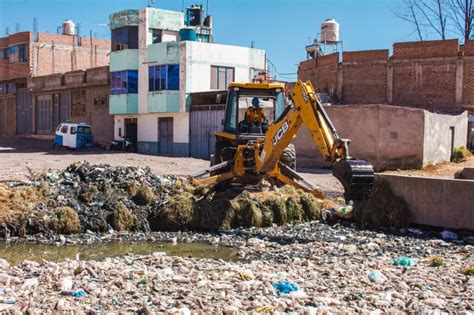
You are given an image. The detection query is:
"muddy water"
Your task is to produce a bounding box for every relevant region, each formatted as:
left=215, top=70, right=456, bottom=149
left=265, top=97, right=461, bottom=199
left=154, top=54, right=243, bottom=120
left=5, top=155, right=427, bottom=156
left=0, top=241, right=238, bottom=265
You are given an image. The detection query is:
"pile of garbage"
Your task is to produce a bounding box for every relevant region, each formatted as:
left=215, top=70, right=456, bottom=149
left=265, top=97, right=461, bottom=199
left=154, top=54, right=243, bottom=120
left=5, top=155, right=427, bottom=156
left=0, top=161, right=331, bottom=237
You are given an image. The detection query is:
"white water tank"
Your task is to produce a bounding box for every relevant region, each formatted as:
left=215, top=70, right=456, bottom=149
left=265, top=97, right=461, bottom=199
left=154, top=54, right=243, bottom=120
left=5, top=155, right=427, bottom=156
left=63, top=20, right=75, bottom=35
left=320, top=18, right=339, bottom=44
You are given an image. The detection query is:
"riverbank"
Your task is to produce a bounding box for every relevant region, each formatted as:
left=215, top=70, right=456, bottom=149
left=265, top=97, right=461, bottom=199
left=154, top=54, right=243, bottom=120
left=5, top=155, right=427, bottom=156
left=0, top=223, right=472, bottom=313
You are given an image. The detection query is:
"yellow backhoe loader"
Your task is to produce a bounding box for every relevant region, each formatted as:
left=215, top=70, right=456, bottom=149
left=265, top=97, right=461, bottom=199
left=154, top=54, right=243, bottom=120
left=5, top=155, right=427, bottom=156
left=192, top=80, right=374, bottom=202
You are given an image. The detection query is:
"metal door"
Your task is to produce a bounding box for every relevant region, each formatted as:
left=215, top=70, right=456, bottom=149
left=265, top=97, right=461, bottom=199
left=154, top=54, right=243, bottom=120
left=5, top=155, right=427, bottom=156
left=16, top=88, right=32, bottom=135
left=36, top=95, right=52, bottom=134
left=59, top=92, right=70, bottom=123
left=448, top=126, right=455, bottom=161
left=189, top=105, right=225, bottom=159
left=158, top=117, right=173, bottom=155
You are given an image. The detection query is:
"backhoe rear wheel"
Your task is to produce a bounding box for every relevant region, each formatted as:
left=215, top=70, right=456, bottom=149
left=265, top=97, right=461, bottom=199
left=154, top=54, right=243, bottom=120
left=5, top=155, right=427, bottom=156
left=280, top=143, right=296, bottom=170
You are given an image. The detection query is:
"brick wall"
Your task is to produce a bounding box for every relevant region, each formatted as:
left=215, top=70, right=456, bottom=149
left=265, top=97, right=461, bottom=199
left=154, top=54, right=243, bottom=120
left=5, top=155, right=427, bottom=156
left=342, top=50, right=388, bottom=104
left=392, top=39, right=459, bottom=59
left=0, top=32, right=110, bottom=81
left=298, top=39, right=472, bottom=113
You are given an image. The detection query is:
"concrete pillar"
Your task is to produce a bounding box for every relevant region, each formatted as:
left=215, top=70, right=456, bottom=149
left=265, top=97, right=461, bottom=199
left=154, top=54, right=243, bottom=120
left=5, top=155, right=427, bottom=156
left=387, top=62, right=393, bottom=104
left=138, top=8, right=149, bottom=114
left=336, top=63, right=343, bottom=103
left=455, top=57, right=464, bottom=105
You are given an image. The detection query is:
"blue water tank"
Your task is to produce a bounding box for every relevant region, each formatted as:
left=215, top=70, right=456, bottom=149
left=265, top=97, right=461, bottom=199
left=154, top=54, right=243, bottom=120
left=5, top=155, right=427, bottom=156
left=179, top=28, right=197, bottom=41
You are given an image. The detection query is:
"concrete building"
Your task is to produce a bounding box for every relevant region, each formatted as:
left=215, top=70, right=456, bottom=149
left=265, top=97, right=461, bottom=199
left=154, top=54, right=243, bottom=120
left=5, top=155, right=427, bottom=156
left=28, top=66, right=113, bottom=146
left=294, top=105, right=468, bottom=171
left=0, top=29, right=110, bottom=136
left=109, top=7, right=265, bottom=156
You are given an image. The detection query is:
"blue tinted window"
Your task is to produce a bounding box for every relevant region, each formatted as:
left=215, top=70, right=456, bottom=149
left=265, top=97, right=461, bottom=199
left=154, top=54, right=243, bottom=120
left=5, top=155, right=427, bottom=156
left=8, top=45, right=27, bottom=63
left=149, top=64, right=179, bottom=92
left=128, top=70, right=138, bottom=93
left=159, top=65, right=167, bottom=90
left=167, top=65, right=179, bottom=90
left=111, top=70, right=137, bottom=94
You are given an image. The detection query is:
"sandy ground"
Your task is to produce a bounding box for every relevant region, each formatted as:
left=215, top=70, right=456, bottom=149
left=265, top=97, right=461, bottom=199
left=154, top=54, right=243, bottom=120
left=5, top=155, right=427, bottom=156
left=0, top=137, right=343, bottom=197
left=384, top=156, right=474, bottom=178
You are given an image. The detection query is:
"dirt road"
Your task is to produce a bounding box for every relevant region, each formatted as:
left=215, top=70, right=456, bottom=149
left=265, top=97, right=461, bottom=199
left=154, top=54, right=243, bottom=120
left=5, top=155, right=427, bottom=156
left=0, top=137, right=343, bottom=197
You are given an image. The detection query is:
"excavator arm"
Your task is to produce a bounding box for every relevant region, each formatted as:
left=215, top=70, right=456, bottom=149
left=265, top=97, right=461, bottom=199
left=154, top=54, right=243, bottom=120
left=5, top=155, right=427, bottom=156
left=255, top=80, right=374, bottom=202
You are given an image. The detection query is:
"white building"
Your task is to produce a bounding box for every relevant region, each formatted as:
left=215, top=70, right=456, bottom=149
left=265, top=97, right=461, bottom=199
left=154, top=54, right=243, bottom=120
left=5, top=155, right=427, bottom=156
left=109, top=6, right=265, bottom=156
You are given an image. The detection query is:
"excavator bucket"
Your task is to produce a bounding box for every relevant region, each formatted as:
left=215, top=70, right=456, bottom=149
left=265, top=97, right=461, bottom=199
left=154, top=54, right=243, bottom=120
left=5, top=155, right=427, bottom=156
left=332, top=159, right=374, bottom=202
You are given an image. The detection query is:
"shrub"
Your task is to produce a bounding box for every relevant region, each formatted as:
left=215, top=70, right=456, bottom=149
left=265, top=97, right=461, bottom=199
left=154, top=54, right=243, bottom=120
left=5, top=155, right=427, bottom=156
left=451, top=146, right=471, bottom=163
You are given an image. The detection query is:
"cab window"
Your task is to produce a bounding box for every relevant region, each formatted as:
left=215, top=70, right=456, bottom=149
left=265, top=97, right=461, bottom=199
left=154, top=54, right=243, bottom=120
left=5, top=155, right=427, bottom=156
left=70, top=127, right=76, bottom=135
left=60, top=126, right=68, bottom=133
left=77, top=126, right=91, bottom=134
left=56, top=124, right=62, bottom=132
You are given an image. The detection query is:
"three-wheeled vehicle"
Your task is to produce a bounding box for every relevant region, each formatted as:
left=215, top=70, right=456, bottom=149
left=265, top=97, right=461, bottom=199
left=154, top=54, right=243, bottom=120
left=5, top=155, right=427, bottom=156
left=54, top=123, right=94, bottom=150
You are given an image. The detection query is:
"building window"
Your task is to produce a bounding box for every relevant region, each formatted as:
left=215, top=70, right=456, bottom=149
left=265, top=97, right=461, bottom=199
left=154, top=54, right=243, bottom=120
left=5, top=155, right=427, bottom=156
left=211, top=66, right=234, bottom=90
left=0, top=83, right=16, bottom=95
left=150, top=28, right=162, bottom=44
left=149, top=64, right=179, bottom=92
left=8, top=44, right=27, bottom=63
left=101, top=96, right=106, bottom=106
left=111, top=70, right=138, bottom=95
left=71, top=90, right=86, bottom=116
left=0, top=48, right=8, bottom=60
left=111, top=26, right=138, bottom=51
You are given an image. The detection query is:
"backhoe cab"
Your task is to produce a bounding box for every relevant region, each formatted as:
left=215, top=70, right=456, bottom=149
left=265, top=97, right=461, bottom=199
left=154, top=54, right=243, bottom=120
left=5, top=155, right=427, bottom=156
left=193, top=80, right=374, bottom=203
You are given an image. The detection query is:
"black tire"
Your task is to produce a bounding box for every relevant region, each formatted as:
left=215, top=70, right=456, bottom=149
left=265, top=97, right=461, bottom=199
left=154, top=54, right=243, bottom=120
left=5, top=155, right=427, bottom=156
left=280, top=143, right=296, bottom=170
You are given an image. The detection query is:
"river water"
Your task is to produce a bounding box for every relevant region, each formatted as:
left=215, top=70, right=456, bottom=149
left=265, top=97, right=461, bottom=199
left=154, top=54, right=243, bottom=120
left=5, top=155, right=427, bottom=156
left=0, top=241, right=238, bottom=265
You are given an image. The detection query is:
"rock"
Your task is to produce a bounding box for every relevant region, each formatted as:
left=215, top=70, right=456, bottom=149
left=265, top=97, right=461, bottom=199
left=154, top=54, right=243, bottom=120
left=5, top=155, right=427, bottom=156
left=0, top=259, right=10, bottom=270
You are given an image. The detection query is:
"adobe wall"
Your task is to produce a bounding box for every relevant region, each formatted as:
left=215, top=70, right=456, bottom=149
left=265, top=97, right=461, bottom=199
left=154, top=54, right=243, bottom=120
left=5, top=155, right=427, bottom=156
left=294, top=105, right=425, bottom=171
left=298, top=39, right=474, bottom=113
left=379, top=174, right=474, bottom=230
left=298, top=53, right=339, bottom=99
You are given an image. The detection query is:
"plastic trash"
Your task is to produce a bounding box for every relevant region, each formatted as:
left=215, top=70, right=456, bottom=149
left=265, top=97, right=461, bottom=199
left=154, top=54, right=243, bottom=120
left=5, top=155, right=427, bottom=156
left=0, top=297, right=16, bottom=304
left=71, top=289, right=87, bottom=298
left=0, top=288, right=11, bottom=294
left=441, top=231, right=458, bottom=240
left=61, top=277, right=73, bottom=291
left=368, top=270, right=385, bottom=283
left=272, top=281, right=299, bottom=294
left=393, top=256, right=415, bottom=267
left=137, top=279, right=148, bottom=286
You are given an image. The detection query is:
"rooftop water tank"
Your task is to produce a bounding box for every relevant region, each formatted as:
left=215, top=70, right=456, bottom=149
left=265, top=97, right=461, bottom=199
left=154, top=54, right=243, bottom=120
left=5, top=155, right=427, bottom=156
left=63, top=19, right=75, bottom=35
left=320, top=18, right=339, bottom=44
left=179, top=28, right=197, bottom=41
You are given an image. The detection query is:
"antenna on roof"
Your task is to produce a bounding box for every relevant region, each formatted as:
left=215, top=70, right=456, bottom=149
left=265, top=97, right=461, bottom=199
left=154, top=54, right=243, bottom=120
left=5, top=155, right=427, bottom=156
left=182, top=0, right=185, bottom=12
left=15, top=23, right=20, bottom=33
left=147, top=0, right=156, bottom=7
left=76, top=23, right=81, bottom=45
left=5, top=27, right=10, bottom=36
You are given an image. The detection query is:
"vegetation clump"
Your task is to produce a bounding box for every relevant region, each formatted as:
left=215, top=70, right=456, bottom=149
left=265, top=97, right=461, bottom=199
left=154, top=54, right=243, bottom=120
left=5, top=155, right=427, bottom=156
left=48, top=207, right=81, bottom=234
left=451, top=146, right=471, bottom=163
left=429, top=256, right=444, bottom=267
left=133, top=184, right=156, bottom=205
left=353, top=178, right=411, bottom=228
left=112, top=203, right=136, bottom=231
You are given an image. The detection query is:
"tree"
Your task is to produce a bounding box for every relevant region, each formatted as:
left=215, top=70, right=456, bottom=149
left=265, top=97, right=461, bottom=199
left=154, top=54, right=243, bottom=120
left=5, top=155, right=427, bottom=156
left=447, top=0, right=473, bottom=42
left=393, top=0, right=473, bottom=42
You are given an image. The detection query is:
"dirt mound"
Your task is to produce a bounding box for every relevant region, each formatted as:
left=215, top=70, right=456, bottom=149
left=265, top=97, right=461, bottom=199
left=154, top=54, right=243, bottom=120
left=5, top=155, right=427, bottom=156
left=0, top=162, right=330, bottom=236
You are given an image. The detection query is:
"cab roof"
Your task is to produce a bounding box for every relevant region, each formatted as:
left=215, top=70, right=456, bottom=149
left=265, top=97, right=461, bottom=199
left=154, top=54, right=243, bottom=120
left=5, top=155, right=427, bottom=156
left=228, top=82, right=286, bottom=90
left=59, top=122, right=90, bottom=127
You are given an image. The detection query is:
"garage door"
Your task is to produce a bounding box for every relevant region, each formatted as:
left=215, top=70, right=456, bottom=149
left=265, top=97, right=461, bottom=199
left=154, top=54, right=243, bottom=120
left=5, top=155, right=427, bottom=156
left=36, top=95, right=53, bottom=134
left=16, top=88, right=32, bottom=135
left=189, top=104, right=225, bottom=160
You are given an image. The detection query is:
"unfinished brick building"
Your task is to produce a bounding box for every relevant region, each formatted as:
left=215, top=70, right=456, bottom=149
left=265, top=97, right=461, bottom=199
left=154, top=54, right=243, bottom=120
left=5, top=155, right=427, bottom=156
left=298, top=39, right=474, bottom=114
left=0, top=30, right=110, bottom=136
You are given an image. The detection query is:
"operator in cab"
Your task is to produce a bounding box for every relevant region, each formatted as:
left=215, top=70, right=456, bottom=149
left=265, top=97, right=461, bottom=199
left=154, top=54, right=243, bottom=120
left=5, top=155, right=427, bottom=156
left=244, top=97, right=266, bottom=129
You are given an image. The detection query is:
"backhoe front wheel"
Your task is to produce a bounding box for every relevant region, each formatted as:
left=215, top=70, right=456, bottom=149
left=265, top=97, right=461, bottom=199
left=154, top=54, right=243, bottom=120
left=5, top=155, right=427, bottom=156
left=280, top=143, right=296, bottom=170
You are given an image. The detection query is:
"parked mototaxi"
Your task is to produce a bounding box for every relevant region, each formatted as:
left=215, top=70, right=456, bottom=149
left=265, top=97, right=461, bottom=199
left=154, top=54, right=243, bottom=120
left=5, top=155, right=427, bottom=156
left=54, top=123, right=94, bottom=149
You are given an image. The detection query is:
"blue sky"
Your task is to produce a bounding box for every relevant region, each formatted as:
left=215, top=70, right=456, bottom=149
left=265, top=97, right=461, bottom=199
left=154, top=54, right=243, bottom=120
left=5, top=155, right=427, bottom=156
left=0, top=0, right=444, bottom=80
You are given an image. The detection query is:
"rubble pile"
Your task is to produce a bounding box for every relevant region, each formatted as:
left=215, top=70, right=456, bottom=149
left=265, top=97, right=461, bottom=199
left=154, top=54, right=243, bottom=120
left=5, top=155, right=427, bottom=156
left=0, top=162, right=329, bottom=236
left=0, top=223, right=472, bottom=313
